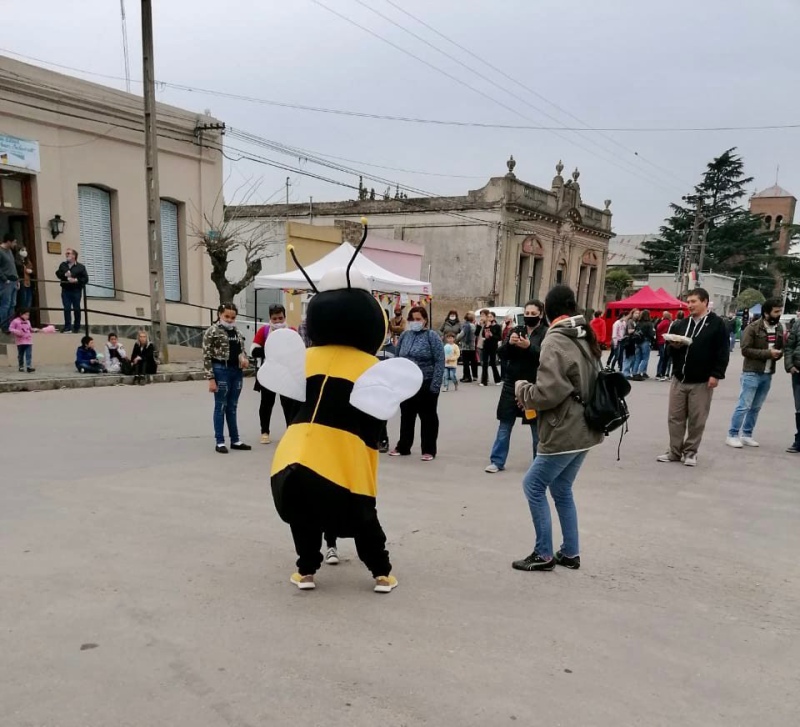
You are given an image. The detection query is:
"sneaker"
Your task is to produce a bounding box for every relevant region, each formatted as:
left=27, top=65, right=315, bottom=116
left=215, top=444, right=229, bottom=454
left=683, top=455, right=697, bottom=467
left=443, top=387, right=449, bottom=392
left=325, top=547, right=339, bottom=565
left=388, top=449, right=404, bottom=457
left=631, top=374, right=643, bottom=381
left=484, top=463, right=502, bottom=473
left=454, top=382, right=458, bottom=391
left=479, top=383, right=486, bottom=387
left=421, top=454, right=434, bottom=462
left=18, top=366, right=23, bottom=372
left=260, top=433, right=271, bottom=445
left=378, top=441, right=390, bottom=454
left=290, top=573, right=315, bottom=590
left=374, top=575, right=398, bottom=593
left=740, top=437, right=760, bottom=447
left=230, top=442, right=252, bottom=451
left=26, top=367, right=35, bottom=373
left=495, top=382, right=502, bottom=386
left=554, top=551, right=581, bottom=570
left=726, top=436, right=743, bottom=449
left=656, top=453, right=681, bottom=462
left=786, top=443, right=800, bottom=453
left=512, top=552, right=555, bottom=571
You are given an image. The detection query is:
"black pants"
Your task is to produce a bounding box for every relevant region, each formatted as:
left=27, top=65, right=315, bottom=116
left=396, top=383, right=440, bottom=457
left=260, top=389, right=300, bottom=434
left=461, top=350, right=477, bottom=381
left=481, top=348, right=500, bottom=385
left=291, top=508, right=390, bottom=577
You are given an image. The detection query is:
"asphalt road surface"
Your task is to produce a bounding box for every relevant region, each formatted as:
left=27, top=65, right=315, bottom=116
left=2, top=367, right=798, bottom=726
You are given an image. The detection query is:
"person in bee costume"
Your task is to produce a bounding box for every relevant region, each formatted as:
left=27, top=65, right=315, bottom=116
left=258, top=220, right=423, bottom=594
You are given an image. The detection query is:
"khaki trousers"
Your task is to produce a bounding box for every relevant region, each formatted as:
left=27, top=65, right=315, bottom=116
left=668, top=378, right=715, bottom=459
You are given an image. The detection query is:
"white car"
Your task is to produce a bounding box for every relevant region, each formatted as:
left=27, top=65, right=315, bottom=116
left=485, top=306, right=525, bottom=327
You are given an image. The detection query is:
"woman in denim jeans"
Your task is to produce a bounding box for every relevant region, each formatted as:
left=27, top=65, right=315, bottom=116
left=202, top=303, right=252, bottom=454
left=512, top=285, right=604, bottom=572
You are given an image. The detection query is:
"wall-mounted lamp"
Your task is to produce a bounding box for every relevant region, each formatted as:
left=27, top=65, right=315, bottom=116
left=49, top=215, right=66, bottom=238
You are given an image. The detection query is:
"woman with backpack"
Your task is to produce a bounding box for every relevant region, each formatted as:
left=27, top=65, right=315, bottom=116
left=512, top=285, right=604, bottom=572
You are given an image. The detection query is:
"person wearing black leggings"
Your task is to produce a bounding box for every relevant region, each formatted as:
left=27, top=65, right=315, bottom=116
left=480, top=312, right=502, bottom=386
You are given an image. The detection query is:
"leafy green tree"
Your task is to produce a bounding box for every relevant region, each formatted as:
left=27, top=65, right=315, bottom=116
left=734, top=288, right=764, bottom=311
left=641, top=148, right=780, bottom=294
left=605, top=268, right=634, bottom=300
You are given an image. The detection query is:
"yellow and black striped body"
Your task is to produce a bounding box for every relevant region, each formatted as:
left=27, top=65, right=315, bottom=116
left=270, top=345, right=384, bottom=533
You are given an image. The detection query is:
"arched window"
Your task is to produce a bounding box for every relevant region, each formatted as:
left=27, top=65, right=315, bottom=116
left=764, top=215, right=772, bottom=230
left=775, top=215, right=783, bottom=228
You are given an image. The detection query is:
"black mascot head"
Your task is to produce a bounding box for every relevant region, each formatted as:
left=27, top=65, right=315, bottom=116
left=290, top=219, right=387, bottom=355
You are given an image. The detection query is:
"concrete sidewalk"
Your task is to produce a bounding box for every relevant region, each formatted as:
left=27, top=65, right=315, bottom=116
left=0, top=362, right=206, bottom=393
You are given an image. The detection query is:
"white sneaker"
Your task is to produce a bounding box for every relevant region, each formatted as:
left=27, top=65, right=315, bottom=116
left=656, top=453, right=680, bottom=463
left=741, top=437, right=760, bottom=447
left=485, top=463, right=501, bottom=473
left=683, top=455, right=697, bottom=467
left=726, top=436, right=743, bottom=449
left=325, top=547, right=339, bottom=565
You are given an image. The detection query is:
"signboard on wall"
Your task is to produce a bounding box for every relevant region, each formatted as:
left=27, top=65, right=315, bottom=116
left=0, top=133, right=41, bottom=173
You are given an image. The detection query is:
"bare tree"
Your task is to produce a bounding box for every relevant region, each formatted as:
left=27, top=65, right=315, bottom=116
left=191, top=179, right=283, bottom=304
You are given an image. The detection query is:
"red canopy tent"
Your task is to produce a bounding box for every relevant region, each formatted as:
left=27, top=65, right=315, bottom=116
left=597, top=286, right=687, bottom=344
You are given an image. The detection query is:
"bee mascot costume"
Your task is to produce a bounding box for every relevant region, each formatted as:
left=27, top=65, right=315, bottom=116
left=257, top=219, right=422, bottom=593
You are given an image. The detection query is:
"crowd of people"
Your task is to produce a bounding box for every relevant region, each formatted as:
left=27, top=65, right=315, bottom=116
left=196, top=284, right=798, bottom=585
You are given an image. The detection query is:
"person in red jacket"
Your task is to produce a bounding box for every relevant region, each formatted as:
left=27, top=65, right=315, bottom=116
left=655, top=311, right=673, bottom=380
left=590, top=311, right=607, bottom=347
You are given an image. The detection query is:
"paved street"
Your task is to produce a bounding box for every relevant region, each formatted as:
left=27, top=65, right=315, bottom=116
left=2, top=364, right=799, bottom=727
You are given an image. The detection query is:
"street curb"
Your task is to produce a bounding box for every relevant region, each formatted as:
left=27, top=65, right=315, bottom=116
left=0, top=370, right=206, bottom=394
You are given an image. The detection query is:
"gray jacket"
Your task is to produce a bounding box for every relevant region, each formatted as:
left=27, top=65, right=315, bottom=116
left=0, top=247, right=18, bottom=284
left=515, top=317, right=604, bottom=455
left=456, top=322, right=476, bottom=351
left=785, top=325, right=800, bottom=373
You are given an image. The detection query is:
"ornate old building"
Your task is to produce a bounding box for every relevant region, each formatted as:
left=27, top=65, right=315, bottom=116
left=228, top=157, right=613, bottom=321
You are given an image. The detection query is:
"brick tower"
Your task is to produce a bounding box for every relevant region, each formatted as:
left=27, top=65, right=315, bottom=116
left=749, top=184, right=797, bottom=255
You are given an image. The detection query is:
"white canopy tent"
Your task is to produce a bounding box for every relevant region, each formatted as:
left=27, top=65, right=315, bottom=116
left=253, top=242, right=433, bottom=296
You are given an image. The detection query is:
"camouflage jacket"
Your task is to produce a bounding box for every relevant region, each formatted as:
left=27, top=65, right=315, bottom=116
left=202, top=323, right=246, bottom=379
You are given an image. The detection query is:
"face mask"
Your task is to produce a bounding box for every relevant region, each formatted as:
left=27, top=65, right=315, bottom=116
left=270, top=322, right=286, bottom=330
left=218, top=320, right=235, bottom=329
left=524, top=316, right=540, bottom=327
left=409, top=321, right=424, bottom=332
left=449, top=316, right=457, bottom=321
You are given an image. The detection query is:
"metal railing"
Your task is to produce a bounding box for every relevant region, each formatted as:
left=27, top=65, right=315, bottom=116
left=21, top=280, right=264, bottom=337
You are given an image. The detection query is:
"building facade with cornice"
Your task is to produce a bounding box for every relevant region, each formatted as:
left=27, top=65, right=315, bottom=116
left=0, top=55, right=223, bottom=331
left=227, top=157, right=614, bottom=321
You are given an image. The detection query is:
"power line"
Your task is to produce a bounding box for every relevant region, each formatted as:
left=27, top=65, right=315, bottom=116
left=354, top=0, right=687, bottom=191
left=378, top=0, right=690, bottom=188
left=1, top=47, right=798, bottom=133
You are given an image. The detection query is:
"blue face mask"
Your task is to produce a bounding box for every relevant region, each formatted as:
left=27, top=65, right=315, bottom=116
left=408, top=321, right=424, bottom=332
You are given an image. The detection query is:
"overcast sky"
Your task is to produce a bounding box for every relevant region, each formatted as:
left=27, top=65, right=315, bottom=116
left=4, top=0, right=799, bottom=232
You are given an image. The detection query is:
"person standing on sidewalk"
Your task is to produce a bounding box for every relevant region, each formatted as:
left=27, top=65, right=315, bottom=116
left=480, top=311, right=502, bottom=386
left=657, top=288, right=729, bottom=467
left=457, top=311, right=477, bottom=382
left=725, top=299, right=784, bottom=449
left=485, top=300, right=547, bottom=473
left=203, top=303, right=252, bottom=454
left=784, top=317, right=800, bottom=453
left=655, top=311, right=672, bottom=381
left=55, top=248, right=89, bottom=333
left=631, top=310, right=656, bottom=381
left=606, top=313, right=628, bottom=371
left=0, top=233, right=19, bottom=333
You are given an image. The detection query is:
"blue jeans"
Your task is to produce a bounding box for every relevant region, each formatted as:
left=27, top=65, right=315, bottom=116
left=656, top=343, right=671, bottom=378
left=634, top=340, right=651, bottom=376
left=728, top=372, right=773, bottom=438
left=622, top=347, right=635, bottom=378
left=0, top=280, right=16, bottom=330
left=443, top=367, right=458, bottom=390
left=489, top=419, right=539, bottom=469
left=61, top=287, right=83, bottom=331
left=17, top=344, right=32, bottom=368
left=522, top=450, right=588, bottom=558
left=213, top=363, right=243, bottom=445
left=18, top=285, right=33, bottom=310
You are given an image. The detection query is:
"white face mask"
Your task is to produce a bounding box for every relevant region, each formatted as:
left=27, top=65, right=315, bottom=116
left=270, top=322, right=286, bottom=330
left=218, top=320, right=236, bottom=329
left=408, top=321, right=424, bottom=332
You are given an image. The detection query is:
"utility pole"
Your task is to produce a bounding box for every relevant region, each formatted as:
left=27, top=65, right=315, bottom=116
left=697, top=224, right=709, bottom=284
left=681, top=199, right=704, bottom=297
left=736, top=270, right=743, bottom=300
left=285, top=177, right=291, bottom=205
left=141, top=0, right=169, bottom=363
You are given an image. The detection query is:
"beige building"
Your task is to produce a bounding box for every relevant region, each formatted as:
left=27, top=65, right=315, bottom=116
left=228, top=157, right=613, bottom=322
left=0, top=55, right=223, bottom=337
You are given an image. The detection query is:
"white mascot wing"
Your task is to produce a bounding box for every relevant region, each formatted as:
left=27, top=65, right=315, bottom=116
left=256, top=328, right=307, bottom=402
left=350, top=358, right=423, bottom=421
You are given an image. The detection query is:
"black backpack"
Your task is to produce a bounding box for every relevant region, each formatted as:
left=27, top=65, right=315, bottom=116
left=568, top=338, right=631, bottom=458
